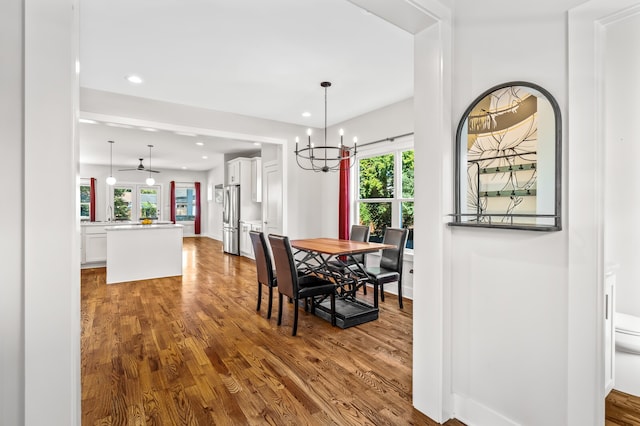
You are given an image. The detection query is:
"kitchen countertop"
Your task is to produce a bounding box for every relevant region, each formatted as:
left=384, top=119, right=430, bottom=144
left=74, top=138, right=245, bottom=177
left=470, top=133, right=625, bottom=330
left=105, top=224, right=184, bottom=231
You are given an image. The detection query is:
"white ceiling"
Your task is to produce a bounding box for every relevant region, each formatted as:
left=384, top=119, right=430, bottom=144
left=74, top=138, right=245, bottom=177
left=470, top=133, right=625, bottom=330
left=78, top=0, right=418, bottom=171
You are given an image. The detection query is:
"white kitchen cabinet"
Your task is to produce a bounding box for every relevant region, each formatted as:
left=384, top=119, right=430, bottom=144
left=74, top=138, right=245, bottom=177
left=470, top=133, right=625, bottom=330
left=239, top=221, right=263, bottom=259
left=227, top=159, right=241, bottom=185
left=239, top=221, right=254, bottom=259
left=82, top=224, right=108, bottom=265
left=251, top=157, right=262, bottom=202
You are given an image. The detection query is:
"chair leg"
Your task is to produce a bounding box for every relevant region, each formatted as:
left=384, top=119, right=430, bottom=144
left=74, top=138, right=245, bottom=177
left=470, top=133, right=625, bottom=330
left=292, top=299, right=299, bottom=336
left=373, top=283, right=379, bottom=308
left=267, top=287, right=273, bottom=319
left=363, top=284, right=367, bottom=295
left=277, top=293, right=284, bottom=326
left=256, top=283, right=262, bottom=312
left=397, top=279, right=403, bottom=309
left=380, top=285, right=385, bottom=302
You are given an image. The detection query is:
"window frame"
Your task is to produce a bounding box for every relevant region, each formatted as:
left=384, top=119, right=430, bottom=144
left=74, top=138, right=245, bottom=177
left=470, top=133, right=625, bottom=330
left=79, top=178, right=91, bottom=221
left=108, top=182, right=162, bottom=222
left=353, top=136, right=414, bottom=252
left=174, top=183, right=197, bottom=223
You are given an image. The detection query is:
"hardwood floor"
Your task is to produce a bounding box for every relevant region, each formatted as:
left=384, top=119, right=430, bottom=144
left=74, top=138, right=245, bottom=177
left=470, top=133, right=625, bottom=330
left=81, top=237, right=464, bottom=425
left=607, top=390, right=640, bottom=426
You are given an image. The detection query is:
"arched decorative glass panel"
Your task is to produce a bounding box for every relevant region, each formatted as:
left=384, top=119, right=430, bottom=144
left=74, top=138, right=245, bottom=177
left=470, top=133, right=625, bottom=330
left=450, top=82, right=562, bottom=231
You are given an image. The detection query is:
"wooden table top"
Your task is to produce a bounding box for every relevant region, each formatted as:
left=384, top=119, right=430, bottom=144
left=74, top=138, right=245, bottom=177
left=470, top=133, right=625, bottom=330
left=291, top=237, right=395, bottom=256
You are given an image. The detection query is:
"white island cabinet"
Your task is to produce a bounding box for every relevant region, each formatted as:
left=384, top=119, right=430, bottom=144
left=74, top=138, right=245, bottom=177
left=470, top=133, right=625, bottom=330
left=106, top=224, right=183, bottom=284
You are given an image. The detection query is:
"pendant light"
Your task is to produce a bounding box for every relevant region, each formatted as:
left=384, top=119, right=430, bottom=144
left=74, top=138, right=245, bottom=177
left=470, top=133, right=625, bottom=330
left=294, top=81, right=357, bottom=173
left=106, top=140, right=116, bottom=185
left=145, top=144, right=155, bottom=186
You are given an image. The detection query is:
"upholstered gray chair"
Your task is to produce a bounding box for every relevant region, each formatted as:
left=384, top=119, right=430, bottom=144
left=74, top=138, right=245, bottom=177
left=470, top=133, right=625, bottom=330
left=268, top=234, right=336, bottom=336
left=363, top=227, right=409, bottom=309
left=250, top=231, right=277, bottom=319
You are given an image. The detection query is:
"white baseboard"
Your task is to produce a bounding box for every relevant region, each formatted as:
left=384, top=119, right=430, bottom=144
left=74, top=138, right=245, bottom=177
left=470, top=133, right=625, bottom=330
left=453, top=394, right=519, bottom=426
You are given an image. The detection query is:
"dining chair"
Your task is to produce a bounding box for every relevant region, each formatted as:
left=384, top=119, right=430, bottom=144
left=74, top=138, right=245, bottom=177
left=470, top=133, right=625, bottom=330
left=268, top=234, right=336, bottom=336
left=363, top=227, right=409, bottom=309
left=250, top=230, right=277, bottom=319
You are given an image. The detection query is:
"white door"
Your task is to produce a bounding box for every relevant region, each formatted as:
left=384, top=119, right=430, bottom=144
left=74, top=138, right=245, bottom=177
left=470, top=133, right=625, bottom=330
left=263, top=160, right=282, bottom=236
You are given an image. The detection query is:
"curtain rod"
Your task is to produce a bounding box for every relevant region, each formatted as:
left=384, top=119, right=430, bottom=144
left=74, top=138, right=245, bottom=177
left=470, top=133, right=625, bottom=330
left=358, top=132, right=414, bottom=147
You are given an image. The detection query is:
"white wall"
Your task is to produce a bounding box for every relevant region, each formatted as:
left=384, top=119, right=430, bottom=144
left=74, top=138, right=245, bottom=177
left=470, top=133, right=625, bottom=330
left=445, top=2, right=571, bottom=425
left=604, top=14, right=640, bottom=318
left=1, top=0, right=25, bottom=423
left=20, top=0, right=80, bottom=424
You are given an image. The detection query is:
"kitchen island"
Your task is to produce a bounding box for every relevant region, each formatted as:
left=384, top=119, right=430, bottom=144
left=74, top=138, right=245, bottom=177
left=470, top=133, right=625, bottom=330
left=106, top=223, right=183, bottom=284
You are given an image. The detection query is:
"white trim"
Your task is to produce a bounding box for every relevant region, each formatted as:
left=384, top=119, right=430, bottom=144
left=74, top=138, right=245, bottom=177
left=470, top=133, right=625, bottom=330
left=567, top=1, right=640, bottom=424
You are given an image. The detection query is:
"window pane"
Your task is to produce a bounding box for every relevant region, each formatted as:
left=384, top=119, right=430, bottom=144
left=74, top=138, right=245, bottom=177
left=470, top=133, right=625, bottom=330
left=175, top=187, right=196, bottom=221
left=114, top=187, right=132, bottom=221
left=402, top=150, right=414, bottom=198
left=80, top=185, right=91, bottom=203
left=80, top=184, right=91, bottom=219
left=359, top=154, right=394, bottom=199
left=140, top=188, right=158, bottom=219
left=401, top=201, right=414, bottom=249
left=358, top=202, right=391, bottom=242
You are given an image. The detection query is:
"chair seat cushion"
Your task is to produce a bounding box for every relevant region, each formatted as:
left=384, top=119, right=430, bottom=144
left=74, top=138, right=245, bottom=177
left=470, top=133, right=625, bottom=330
left=365, top=267, right=400, bottom=285
left=298, top=275, right=336, bottom=297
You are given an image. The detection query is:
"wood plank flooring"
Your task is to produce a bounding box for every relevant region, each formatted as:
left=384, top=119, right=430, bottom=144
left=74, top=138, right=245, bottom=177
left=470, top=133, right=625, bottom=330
left=81, top=237, right=464, bottom=425
left=607, top=390, right=640, bottom=425
left=81, top=237, right=640, bottom=425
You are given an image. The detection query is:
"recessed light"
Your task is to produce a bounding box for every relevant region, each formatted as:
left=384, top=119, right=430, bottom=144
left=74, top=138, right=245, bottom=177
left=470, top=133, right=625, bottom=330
left=105, top=123, right=132, bottom=129
left=140, top=127, right=157, bottom=132
left=302, top=112, right=311, bottom=117
left=195, top=142, right=204, bottom=146
left=253, top=142, right=261, bottom=146
left=175, top=131, right=197, bottom=137
left=181, top=166, right=187, bottom=170
left=78, top=118, right=97, bottom=124
left=126, top=74, right=143, bottom=84
left=202, top=156, right=208, bottom=159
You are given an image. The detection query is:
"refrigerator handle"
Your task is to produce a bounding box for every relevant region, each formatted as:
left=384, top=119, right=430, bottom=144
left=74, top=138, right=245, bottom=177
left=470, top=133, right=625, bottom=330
left=223, top=188, right=229, bottom=223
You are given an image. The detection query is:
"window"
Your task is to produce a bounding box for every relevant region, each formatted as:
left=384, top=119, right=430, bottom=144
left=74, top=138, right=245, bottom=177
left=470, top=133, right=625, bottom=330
left=175, top=185, right=196, bottom=221
left=79, top=180, right=91, bottom=221
left=111, top=184, right=161, bottom=222
left=356, top=143, right=414, bottom=249
left=140, top=187, right=159, bottom=219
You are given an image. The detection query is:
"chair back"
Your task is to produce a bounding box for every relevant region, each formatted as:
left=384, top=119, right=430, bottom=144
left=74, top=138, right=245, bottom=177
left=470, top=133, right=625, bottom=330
left=350, top=225, right=370, bottom=263
left=380, top=228, right=409, bottom=275
left=250, top=231, right=275, bottom=287
left=268, top=234, right=297, bottom=299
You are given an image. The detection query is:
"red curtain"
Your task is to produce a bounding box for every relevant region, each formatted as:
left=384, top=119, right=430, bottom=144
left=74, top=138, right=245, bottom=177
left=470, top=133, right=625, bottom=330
left=170, top=181, right=176, bottom=224
left=89, top=177, right=96, bottom=222
left=338, top=148, right=351, bottom=240
left=194, top=182, right=201, bottom=235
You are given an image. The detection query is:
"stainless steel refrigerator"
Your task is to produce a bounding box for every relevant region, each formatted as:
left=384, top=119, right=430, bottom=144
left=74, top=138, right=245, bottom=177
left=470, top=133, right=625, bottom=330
left=222, top=185, right=241, bottom=255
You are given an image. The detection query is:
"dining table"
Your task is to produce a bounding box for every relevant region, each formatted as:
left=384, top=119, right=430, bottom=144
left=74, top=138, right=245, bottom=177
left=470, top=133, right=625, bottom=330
left=290, top=237, right=395, bottom=328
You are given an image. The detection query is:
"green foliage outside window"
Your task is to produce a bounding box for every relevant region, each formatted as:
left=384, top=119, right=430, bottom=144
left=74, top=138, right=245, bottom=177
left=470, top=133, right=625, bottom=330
left=80, top=185, right=91, bottom=218
left=140, top=188, right=158, bottom=219
left=358, top=154, right=394, bottom=240
left=358, top=150, right=414, bottom=247
left=114, top=188, right=132, bottom=220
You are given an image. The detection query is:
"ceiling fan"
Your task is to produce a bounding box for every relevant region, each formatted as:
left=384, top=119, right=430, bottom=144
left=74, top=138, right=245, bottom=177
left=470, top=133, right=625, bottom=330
left=118, top=158, right=160, bottom=173
left=118, top=144, right=160, bottom=173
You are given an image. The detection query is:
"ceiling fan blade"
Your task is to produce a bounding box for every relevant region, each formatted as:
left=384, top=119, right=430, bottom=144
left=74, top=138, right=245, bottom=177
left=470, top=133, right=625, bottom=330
left=147, top=169, right=161, bottom=173
left=118, top=168, right=140, bottom=171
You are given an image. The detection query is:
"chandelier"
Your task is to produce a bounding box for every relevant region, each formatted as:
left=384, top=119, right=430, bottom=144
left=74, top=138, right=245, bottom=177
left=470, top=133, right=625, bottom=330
left=294, top=81, right=357, bottom=173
